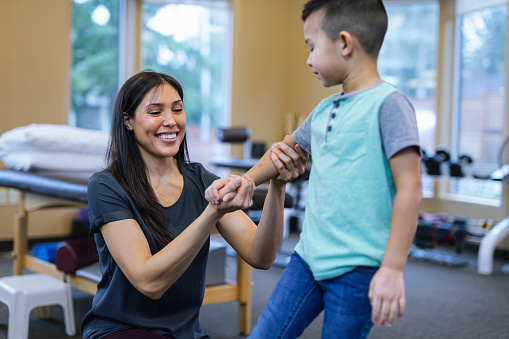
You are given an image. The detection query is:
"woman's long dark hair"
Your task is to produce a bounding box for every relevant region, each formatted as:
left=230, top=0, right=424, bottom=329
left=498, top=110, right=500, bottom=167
left=107, top=71, right=190, bottom=249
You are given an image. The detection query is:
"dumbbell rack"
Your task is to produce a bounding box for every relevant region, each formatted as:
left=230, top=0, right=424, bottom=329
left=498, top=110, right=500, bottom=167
left=421, top=170, right=509, bottom=275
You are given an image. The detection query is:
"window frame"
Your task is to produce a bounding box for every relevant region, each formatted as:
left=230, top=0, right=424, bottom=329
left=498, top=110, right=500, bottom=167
left=422, top=0, right=509, bottom=220
left=379, top=0, right=440, bottom=158
left=72, top=0, right=234, bottom=165
left=451, top=2, right=507, bottom=166
left=384, top=0, right=509, bottom=219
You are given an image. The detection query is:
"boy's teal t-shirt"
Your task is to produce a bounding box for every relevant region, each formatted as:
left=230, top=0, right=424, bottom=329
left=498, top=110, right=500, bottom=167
left=294, top=82, right=400, bottom=281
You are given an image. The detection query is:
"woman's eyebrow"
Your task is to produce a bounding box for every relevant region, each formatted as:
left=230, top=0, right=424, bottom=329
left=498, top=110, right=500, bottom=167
left=145, top=100, right=182, bottom=109
left=145, top=103, right=163, bottom=109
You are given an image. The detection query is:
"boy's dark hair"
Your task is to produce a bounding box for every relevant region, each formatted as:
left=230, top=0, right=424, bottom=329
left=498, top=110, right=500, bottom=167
left=302, top=0, right=388, bottom=58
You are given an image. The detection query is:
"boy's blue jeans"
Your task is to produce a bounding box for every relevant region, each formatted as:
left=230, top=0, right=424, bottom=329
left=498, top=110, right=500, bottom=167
left=248, top=252, right=376, bottom=339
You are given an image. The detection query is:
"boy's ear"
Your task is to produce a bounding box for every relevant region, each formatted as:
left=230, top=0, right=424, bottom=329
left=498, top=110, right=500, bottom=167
left=123, top=112, right=133, bottom=130
left=338, top=31, right=354, bottom=57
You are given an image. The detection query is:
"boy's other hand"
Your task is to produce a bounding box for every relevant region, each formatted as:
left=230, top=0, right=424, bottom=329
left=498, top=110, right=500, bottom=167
left=368, top=266, right=406, bottom=328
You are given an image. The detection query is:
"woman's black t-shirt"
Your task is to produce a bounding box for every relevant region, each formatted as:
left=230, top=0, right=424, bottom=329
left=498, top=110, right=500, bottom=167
left=82, top=162, right=218, bottom=339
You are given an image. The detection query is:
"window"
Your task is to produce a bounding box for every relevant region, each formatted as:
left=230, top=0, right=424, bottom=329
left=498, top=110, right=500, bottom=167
left=446, top=4, right=507, bottom=202
left=70, top=0, right=232, bottom=165
left=378, top=1, right=439, bottom=155
left=456, top=5, right=507, bottom=165
left=70, top=0, right=119, bottom=132
left=141, top=0, right=232, bottom=164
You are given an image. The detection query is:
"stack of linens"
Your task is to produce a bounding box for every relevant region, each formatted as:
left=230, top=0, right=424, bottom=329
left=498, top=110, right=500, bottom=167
left=0, top=124, right=108, bottom=174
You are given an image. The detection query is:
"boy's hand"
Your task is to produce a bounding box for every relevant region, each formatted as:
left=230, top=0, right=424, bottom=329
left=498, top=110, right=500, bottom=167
left=270, top=142, right=309, bottom=187
left=368, top=266, right=406, bottom=328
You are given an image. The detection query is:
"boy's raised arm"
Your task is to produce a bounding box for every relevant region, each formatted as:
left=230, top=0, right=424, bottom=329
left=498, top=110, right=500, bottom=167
left=205, top=135, right=301, bottom=204
left=246, top=135, right=298, bottom=185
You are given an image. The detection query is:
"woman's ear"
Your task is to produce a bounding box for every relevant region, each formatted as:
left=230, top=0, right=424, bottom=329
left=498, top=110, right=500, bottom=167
left=123, top=113, right=133, bottom=131
left=338, top=31, right=354, bottom=57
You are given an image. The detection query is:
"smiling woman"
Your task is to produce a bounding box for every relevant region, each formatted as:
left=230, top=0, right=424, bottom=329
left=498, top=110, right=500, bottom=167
left=80, top=70, right=308, bottom=339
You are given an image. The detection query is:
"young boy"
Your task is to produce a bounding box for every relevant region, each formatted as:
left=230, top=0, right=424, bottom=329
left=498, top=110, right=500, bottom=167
left=207, top=0, right=422, bottom=337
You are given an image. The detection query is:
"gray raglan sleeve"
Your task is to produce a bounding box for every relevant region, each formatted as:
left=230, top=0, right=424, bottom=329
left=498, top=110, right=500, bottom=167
left=292, top=110, right=315, bottom=156
left=379, top=91, right=421, bottom=160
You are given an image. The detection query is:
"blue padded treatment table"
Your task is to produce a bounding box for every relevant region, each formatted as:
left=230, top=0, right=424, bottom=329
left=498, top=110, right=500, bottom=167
left=0, top=169, right=88, bottom=203
left=0, top=169, right=254, bottom=334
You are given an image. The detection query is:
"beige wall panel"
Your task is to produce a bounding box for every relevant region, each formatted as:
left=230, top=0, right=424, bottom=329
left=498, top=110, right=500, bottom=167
left=231, top=0, right=293, bottom=146
left=0, top=0, right=73, bottom=240
left=0, top=0, right=71, bottom=134
left=231, top=0, right=339, bottom=147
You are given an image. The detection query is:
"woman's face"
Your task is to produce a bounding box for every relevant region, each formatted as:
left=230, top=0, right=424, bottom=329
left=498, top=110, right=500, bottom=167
left=124, top=83, right=186, bottom=163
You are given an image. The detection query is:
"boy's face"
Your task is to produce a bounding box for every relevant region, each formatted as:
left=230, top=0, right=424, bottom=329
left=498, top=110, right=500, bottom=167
left=304, top=9, right=344, bottom=87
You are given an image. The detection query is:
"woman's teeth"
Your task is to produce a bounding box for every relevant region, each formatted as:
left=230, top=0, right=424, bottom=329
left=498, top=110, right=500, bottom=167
left=158, top=133, right=176, bottom=140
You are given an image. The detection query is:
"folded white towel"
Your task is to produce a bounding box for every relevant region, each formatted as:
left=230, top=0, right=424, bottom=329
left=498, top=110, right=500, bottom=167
left=0, top=124, right=109, bottom=155
left=0, top=150, right=106, bottom=172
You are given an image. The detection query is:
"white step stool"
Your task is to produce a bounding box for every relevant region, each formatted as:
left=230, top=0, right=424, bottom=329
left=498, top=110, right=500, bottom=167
left=0, top=273, right=76, bottom=338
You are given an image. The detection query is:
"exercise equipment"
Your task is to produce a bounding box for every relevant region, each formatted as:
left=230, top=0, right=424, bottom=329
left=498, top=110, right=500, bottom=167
left=412, top=212, right=470, bottom=268
left=449, top=154, right=473, bottom=177
left=422, top=147, right=450, bottom=176
left=217, top=127, right=252, bottom=159
left=414, top=213, right=467, bottom=253
left=408, top=245, right=468, bottom=267
left=422, top=147, right=475, bottom=177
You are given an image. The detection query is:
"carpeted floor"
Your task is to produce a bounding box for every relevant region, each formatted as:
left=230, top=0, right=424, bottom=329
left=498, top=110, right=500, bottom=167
left=0, top=233, right=508, bottom=339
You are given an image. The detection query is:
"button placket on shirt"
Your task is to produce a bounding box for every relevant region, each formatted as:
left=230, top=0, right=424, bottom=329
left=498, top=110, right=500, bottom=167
left=325, top=100, right=340, bottom=142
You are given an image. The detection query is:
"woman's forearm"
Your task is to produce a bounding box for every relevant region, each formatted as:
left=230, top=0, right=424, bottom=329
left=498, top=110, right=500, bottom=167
left=248, top=182, right=286, bottom=269
left=136, top=178, right=256, bottom=298
left=128, top=205, right=222, bottom=299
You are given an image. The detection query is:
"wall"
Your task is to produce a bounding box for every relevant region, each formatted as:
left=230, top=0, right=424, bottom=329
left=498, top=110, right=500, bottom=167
left=231, top=0, right=337, bottom=148
left=0, top=0, right=71, bottom=132
left=230, top=0, right=289, bottom=146
left=0, top=0, right=79, bottom=241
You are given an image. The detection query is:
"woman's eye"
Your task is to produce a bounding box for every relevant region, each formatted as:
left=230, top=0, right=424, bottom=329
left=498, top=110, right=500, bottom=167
left=148, top=111, right=161, bottom=115
left=173, top=108, right=183, bottom=114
